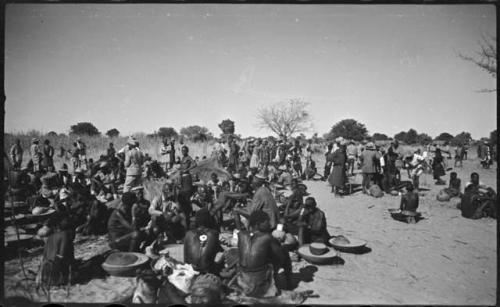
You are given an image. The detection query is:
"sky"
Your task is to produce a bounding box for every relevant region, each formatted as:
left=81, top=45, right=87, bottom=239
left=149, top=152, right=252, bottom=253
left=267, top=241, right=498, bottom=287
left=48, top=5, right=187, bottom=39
left=4, top=4, right=497, bottom=140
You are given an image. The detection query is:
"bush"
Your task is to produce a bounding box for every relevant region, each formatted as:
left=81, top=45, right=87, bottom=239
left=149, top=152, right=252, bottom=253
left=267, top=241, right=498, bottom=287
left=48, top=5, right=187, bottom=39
left=327, top=119, right=368, bottom=141
left=70, top=122, right=100, bottom=136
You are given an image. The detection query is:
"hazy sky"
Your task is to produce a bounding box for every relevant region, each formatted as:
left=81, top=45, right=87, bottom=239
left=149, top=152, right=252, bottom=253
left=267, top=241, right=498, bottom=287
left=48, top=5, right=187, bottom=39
left=5, top=4, right=497, bottom=139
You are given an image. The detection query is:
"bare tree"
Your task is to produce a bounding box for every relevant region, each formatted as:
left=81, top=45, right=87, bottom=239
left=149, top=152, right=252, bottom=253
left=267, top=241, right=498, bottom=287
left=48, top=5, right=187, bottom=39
left=256, top=99, right=312, bottom=141
left=459, top=34, right=496, bottom=92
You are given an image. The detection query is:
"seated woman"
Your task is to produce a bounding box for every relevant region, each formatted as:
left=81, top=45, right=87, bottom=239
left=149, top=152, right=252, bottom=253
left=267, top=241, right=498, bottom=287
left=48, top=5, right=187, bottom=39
left=295, top=197, right=329, bottom=245
left=442, top=172, right=461, bottom=198
left=459, top=172, right=497, bottom=219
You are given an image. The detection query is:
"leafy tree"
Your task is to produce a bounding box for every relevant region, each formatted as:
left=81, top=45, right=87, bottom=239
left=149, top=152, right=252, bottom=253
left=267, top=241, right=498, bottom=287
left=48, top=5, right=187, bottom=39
left=106, top=128, right=120, bottom=138
left=47, top=131, right=58, bottom=137
left=394, top=131, right=407, bottom=143
left=372, top=133, right=389, bottom=141
left=70, top=122, right=100, bottom=136
left=406, top=129, right=418, bottom=144
left=416, top=133, right=433, bottom=145
left=327, top=119, right=368, bottom=142
left=256, top=99, right=312, bottom=141
left=180, top=125, right=213, bottom=142
left=157, top=127, right=178, bottom=140
left=451, top=131, right=472, bottom=146
left=489, top=129, right=497, bottom=145
left=218, top=119, right=235, bottom=135
left=435, top=132, right=454, bottom=142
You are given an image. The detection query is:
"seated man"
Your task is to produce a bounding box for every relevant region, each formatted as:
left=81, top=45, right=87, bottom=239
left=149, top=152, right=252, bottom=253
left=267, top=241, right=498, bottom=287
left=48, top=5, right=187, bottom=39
left=282, top=186, right=305, bottom=231
left=459, top=172, right=497, bottom=219
left=443, top=172, right=461, bottom=198
left=232, top=175, right=279, bottom=230
left=304, top=157, right=317, bottom=180
left=229, top=211, right=292, bottom=297
left=400, top=183, right=419, bottom=212
left=149, top=182, right=187, bottom=242
left=295, top=197, right=329, bottom=245
left=184, top=208, right=223, bottom=274
left=107, top=192, right=146, bottom=252
left=131, top=186, right=151, bottom=230
left=276, top=166, right=293, bottom=188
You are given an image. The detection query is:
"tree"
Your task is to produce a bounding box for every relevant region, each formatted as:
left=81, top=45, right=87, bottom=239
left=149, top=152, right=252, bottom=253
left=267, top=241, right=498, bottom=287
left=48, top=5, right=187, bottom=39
left=157, top=127, right=178, bottom=140
left=435, top=132, right=454, bottom=142
left=405, top=129, right=418, bottom=144
left=416, top=133, right=432, bottom=145
left=489, top=129, right=497, bottom=145
left=218, top=119, right=235, bottom=135
left=451, top=131, right=472, bottom=146
left=256, top=99, right=312, bottom=141
left=327, top=119, right=368, bottom=142
left=180, top=125, right=213, bottom=142
left=394, top=131, right=407, bottom=143
left=70, top=122, right=100, bottom=136
left=106, top=128, right=120, bottom=138
left=47, top=131, right=58, bottom=137
left=372, top=133, right=389, bottom=141
left=459, top=34, right=496, bottom=92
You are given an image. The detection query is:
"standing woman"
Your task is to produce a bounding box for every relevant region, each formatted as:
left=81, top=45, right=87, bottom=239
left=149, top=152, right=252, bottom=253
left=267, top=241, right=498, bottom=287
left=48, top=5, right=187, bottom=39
left=328, top=141, right=347, bottom=196
left=42, top=139, right=55, bottom=171
left=432, top=148, right=446, bottom=185
left=249, top=139, right=261, bottom=170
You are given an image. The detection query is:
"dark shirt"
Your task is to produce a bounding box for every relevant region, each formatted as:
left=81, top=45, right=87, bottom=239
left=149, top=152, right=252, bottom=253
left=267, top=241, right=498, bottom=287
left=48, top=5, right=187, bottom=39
left=400, top=191, right=419, bottom=212
left=180, top=155, right=195, bottom=173
left=107, top=209, right=133, bottom=242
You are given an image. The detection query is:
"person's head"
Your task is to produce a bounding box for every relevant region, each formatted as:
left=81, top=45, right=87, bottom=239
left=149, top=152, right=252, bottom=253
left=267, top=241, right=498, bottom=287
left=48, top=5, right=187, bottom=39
left=109, top=142, right=114, bottom=148
left=121, top=192, right=136, bottom=211
left=251, top=176, right=265, bottom=190
left=249, top=210, right=271, bottom=233
left=435, top=148, right=442, bottom=156
left=210, top=172, right=218, bottom=183
left=46, top=165, right=54, bottom=173
left=392, top=140, right=399, bottom=148
left=132, top=186, right=144, bottom=200
left=221, top=181, right=230, bottom=192
left=181, top=146, right=189, bottom=156
left=236, top=180, right=250, bottom=194
left=304, top=197, right=317, bottom=210
left=170, top=139, right=175, bottom=145
left=15, top=139, right=21, bottom=145
left=450, top=172, right=457, bottom=180
left=73, top=142, right=78, bottom=148
left=162, top=181, right=176, bottom=200
left=327, top=143, right=333, bottom=150
left=195, top=208, right=216, bottom=229
left=32, top=138, right=39, bottom=144
left=190, top=274, right=223, bottom=304
left=44, top=139, right=50, bottom=145
left=470, top=172, right=479, bottom=185
left=163, top=138, right=169, bottom=145
left=406, top=182, right=415, bottom=192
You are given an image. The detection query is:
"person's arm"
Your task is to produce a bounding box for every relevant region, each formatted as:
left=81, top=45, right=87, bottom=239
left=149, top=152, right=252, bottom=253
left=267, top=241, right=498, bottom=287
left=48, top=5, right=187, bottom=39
left=148, top=197, right=164, bottom=217
left=124, top=151, right=131, bottom=168
left=310, top=211, right=325, bottom=233
left=400, top=194, right=406, bottom=211
left=269, top=237, right=292, bottom=289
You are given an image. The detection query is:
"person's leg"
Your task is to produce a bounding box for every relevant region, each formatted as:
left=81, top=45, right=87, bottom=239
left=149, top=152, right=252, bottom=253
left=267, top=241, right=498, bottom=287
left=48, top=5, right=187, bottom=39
left=123, top=175, right=133, bottom=193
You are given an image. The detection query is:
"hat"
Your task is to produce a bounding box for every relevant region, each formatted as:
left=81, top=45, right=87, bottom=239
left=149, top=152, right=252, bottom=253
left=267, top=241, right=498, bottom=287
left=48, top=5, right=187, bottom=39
left=365, top=142, right=375, bottom=149
left=74, top=167, right=83, bottom=174
left=130, top=186, right=144, bottom=192
left=102, top=252, right=150, bottom=277
left=193, top=180, right=206, bottom=187
left=328, top=235, right=367, bottom=252
left=99, top=161, right=109, bottom=169
left=335, top=137, right=344, bottom=143
left=127, top=136, right=138, bottom=145
left=232, top=173, right=241, bottom=180
left=32, top=138, right=39, bottom=143
left=59, top=188, right=70, bottom=200
left=278, top=165, right=287, bottom=171
left=58, top=164, right=69, bottom=172
left=76, top=137, right=82, bottom=141
left=254, top=173, right=267, bottom=181
left=297, top=243, right=337, bottom=265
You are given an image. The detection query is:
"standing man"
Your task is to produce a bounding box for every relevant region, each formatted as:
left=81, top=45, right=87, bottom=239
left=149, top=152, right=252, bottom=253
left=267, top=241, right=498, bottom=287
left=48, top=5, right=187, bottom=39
left=42, top=139, right=55, bottom=171
left=107, top=142, right=116, bottom=160
left=30, top=138, right=42, bottom=173
left=359, top=142, right=381, bottom=194
left=169, top=139, right=177, bottom=170
left=227, top=135, right=240, bottom=174
left=178, top=145, right=197, bottom=228
left=9, top=139, right=23, bottom=170
left=123, top=136, right=144, bottom=193
left=323, top=143, right=334, bottom=181
left=160, top=138, right=170, bottom=173
left=76, top=137, right=87, bottom=170
left=346, top=141, right=358, bottom=176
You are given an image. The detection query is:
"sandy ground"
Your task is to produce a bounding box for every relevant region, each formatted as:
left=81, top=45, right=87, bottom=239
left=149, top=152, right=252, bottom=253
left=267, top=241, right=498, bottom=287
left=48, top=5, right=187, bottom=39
left=4, top=158, right=497, bottom=305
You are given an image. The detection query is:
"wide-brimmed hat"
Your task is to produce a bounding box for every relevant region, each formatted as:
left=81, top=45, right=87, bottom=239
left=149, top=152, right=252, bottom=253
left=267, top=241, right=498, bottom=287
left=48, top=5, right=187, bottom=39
left=231, top=173, right=241, bottom=180
left=59, top=188, right=70, bottom=200
left=365, top=142, right=375, bottom=149
left=102, top=252, right=150, bottom=277
left=130, top=185, right=144, bottom=192
left=127, top=136, right=138, bottom=145
left=99, top=161, right=109, bottom=169
left=193, top=180, right=206, bottom=187
left=297, top=243, right=337, bottom=265
left=328, top=235, right=367, bottom=252
left=58, top=164, right=69, bottom=172
left=278, top=165, right=288, bottom=171
left=74, top=167, right=83, bottom=174
left=254, top=173, right=268, bottom=181
left=32, top=138, right=39, bottom=143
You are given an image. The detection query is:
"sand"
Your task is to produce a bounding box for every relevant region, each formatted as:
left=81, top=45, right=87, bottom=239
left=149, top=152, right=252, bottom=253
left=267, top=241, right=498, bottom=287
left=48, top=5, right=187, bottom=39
left=4, top=158, right=496, bottom=305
